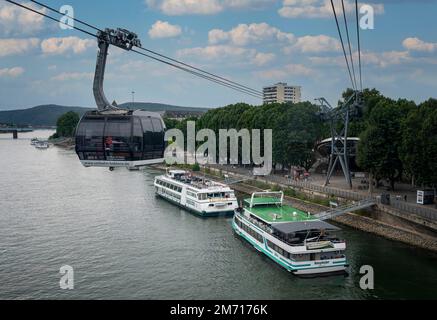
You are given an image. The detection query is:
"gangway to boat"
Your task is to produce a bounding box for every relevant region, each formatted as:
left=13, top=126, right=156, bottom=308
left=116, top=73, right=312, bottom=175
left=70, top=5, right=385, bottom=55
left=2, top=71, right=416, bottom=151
left=313, top=198, right=376, bottom=221
left=223, top=174, right=252, bottom=186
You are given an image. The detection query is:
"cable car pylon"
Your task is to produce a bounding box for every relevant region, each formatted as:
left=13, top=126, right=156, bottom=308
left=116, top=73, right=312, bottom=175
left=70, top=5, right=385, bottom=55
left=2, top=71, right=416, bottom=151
left=316, top=91, right=363, bottom=189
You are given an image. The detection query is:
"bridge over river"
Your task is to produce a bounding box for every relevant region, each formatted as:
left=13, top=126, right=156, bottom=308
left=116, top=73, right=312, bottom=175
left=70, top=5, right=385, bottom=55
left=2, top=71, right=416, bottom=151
left=0, top=127, right=34, bottom=139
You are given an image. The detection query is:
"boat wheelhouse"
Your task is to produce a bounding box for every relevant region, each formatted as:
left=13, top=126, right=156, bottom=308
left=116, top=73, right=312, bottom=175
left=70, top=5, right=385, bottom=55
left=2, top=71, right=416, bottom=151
left=154, top=170, right=238, bottom=217
left=232, top=191, right=348, bottom=276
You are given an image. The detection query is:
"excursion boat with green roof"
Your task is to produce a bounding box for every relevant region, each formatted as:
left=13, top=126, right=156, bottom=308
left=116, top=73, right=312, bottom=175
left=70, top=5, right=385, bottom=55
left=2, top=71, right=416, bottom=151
left=232, top=191, right=348, bottom=276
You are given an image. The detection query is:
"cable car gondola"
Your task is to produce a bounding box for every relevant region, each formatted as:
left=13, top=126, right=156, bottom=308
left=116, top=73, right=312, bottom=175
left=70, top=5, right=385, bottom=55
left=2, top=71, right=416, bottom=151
left=76, top=110, right=166, bottom=168
left=74, top=28, right=166, bottom=169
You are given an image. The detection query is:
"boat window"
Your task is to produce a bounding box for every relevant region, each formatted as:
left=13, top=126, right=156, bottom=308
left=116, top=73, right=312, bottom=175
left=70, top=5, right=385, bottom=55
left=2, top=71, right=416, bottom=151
left=240, top=221, right=264, bottom=243
left=266, top=240, right=290, bottom=259
left=293, top=254, right=310, bottom=262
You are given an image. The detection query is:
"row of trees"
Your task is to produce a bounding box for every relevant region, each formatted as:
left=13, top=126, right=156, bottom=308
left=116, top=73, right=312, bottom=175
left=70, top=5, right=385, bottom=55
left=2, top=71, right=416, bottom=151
left=165, top=89, right=437, bottom=189
left=165, top=102, right=325, bottom=171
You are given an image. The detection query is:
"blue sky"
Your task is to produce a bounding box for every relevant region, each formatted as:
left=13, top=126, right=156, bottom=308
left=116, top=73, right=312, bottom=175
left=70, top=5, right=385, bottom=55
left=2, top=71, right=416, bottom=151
left=0, top=0, right=436, bottom=110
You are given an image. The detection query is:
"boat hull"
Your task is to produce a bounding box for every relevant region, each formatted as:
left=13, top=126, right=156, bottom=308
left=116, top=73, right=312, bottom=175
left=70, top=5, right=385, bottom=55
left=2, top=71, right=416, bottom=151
left=156, top=193, right=235, bottom=218
left=232, top=217, right=347, bottom=276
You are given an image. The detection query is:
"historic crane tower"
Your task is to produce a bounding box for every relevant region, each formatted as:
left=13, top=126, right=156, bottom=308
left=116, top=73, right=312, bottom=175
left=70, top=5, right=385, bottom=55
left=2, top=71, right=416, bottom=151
left=316, top=91, right=363, bottom=189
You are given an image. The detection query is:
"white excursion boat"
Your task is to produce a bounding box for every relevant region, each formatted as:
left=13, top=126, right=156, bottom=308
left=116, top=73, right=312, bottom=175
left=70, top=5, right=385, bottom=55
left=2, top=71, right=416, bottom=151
left=232, top=191, right=348, bottom=276
left=154, top=170, right=238, bottom=217
left=35, top=141, right=49, bottom=149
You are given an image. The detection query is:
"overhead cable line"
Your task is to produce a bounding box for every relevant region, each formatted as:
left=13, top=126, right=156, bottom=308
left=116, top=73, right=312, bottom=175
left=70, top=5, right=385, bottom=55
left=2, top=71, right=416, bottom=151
left=135, top=46, right=263, bottom=96
left=330, top=0, right=356, bottom=90
left=131, top=49, right=263, bottom=99
left=32, top=0, right=262, bottom=95
left=9, top=0, right=263, bottom=98
left=30, top=0, right=102, bottom=33
left=5, top=0, right=97, bottom=38
left=341, top=0, right=357, bottom=90
left=355, top=0, right=363, bottom=91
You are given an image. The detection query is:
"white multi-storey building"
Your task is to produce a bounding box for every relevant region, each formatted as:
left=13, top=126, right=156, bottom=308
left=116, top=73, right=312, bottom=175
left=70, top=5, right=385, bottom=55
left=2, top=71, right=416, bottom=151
left=263, top=83, right=301, bottom=104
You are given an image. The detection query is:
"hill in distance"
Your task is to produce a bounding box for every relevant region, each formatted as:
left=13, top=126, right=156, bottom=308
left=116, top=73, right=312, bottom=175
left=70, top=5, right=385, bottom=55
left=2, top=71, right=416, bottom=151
left=0, top=103, right=209, bottom=126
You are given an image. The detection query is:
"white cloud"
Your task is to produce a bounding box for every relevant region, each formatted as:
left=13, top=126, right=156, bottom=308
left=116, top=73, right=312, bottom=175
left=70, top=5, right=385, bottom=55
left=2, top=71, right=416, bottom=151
left=51, top=72, right=93, bottom=81
left=284, top=35, right=341, bottom=53
left=208, top=23, right=294, bottom=46
left=146, top=0, right=275, bottom=15
left=256, top=63, right=315, bottom=79
left=309, top=50, right=412, bottom=68
left=177, top=44, right=275, bottom=66
left=0, top=67, right=25, bottom=78
left=252, top=52, right=276, bottom=66
left=41, top=37, right=94, bottom=55
left=0, top=38, right=40, bottom=57
left=149, top=20, right=182, bottom=39
left=279, top=0, right=384, bottom=19
left=0, top=2, right=47, bottom=36
left=403, top=37, right=437, bottom=53
left=177, top=44, right=256, bottom=60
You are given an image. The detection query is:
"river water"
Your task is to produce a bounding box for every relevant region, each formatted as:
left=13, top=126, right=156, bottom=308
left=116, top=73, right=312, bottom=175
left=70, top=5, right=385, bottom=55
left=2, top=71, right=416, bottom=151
left=0, top=130, right=436, bottom=300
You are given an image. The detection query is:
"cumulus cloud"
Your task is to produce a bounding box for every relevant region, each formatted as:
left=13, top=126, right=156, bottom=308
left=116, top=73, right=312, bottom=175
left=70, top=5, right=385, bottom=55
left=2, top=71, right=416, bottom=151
left=309, top=50, right=412, bottom=68
left=208, top=23, right=340, bottom=54
left=402, top=37, right=437, bottom=53
left=0, top=67, right=25, bottom=78
left=252, top=52, right=276, bottom=66
left=0, top=38, right=40, bottom=57
left=208, top=23, right=294, bottom=46
left=146, top=0, right=275, bottom=15
left=149, top=20, right=182, bottom=39
left=177, top=44, right=256, bottom=60
left=284, top=34, right=341, bottom=53
left=278, top=0, right=384, bottom=19
left=41, top=37, right=94, bottom=55
left=51, top=72, right=93, bottom=81
left=256, top=63, right=315, bottom=79
left=177, top=44, right=275, bottom=66
left=0, top=2, right=47, bottom=36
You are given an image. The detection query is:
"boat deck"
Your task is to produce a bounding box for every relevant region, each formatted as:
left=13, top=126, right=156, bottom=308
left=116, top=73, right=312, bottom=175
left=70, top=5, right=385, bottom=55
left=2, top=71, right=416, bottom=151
left=245, top=201, right=313, bottom=224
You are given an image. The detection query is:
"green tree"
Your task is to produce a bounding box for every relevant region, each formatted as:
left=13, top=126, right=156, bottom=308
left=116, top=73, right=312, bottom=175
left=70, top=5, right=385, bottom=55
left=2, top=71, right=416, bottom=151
left=357, top=98, right=412, bottom=190
left=52, top=111, right=80, bottom=139
left=401, top=98, right=437, bottom=187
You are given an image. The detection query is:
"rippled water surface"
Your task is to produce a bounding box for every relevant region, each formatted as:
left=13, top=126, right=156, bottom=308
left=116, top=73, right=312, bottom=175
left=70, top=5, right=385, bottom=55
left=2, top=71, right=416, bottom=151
left=1, top=130, right=436, bottom=300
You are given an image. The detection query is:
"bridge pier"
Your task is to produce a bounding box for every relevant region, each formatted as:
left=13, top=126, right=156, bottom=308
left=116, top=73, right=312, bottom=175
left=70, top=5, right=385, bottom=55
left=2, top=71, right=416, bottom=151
left=13, top=130, right=18, bottom=139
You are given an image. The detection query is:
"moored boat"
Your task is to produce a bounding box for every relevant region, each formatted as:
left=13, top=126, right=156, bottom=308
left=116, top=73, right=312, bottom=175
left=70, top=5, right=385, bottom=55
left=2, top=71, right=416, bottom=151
left=154, top=170, right=238, bottom=217
left=232, top=191, right=348, bottom=276
left=35, top=141, right=49, bottom=149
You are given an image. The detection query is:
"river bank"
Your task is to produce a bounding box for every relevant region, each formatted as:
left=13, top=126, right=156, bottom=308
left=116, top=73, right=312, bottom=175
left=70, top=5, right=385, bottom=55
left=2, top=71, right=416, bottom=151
left=153, top=164, right=437, bottom=253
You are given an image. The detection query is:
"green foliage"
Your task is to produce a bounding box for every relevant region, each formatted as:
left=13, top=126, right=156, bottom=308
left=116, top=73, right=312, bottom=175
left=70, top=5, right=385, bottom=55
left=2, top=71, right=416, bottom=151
left=163, top=118, right=180, bottom=130
left=192, top=163, right=200, bottom=172
left=400, top=98, right=437, bottom=187
left=195, top=102, right=323, bottom=171
left=357, top=97, right=415, bottom=190
left=52, top=111, right=80, bottom=139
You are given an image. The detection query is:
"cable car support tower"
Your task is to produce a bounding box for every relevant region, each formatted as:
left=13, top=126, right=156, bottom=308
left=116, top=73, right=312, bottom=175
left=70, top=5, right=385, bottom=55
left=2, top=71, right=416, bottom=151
left=93, top=28, right=141, bottom=113
left=316, top=0, right=365, bottom=189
